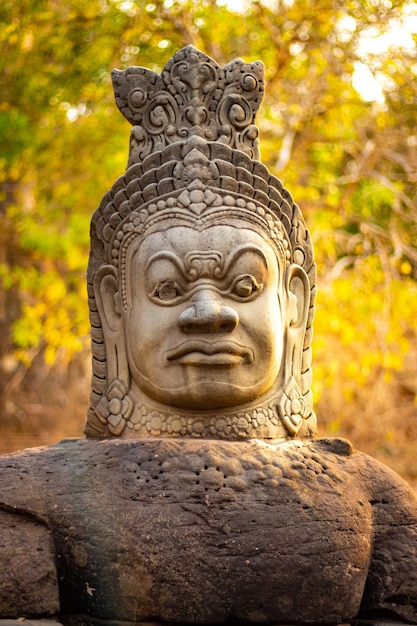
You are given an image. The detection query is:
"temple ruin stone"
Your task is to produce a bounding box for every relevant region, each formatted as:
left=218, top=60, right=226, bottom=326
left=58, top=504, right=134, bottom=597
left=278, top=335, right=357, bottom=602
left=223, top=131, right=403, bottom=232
left=1, top=45, right=417, bottom=626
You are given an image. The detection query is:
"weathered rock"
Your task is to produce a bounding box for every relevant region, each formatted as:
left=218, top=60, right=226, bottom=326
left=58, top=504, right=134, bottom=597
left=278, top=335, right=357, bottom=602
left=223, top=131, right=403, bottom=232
left=1, top=437, right=417, bottom=624
left=0, top=509, right=59, bottom=616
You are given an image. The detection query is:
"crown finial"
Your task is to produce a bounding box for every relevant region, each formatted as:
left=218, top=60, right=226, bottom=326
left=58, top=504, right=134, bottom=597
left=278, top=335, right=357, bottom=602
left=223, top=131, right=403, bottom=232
left=111, top=45, right=265, bottom=166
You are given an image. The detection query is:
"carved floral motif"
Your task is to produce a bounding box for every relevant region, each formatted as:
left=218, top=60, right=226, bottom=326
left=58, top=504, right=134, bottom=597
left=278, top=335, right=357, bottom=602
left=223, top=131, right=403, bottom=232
left=277, top=376, right=309, bottom=436
left=93, top=378, right=316, bottom=440
left=95, top=379, right=134, bottom=435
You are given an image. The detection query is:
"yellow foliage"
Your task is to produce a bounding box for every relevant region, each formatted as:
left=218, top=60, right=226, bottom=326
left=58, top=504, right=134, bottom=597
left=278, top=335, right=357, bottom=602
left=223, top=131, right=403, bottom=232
left=45, top=280, right=67, bottom=305
left=1, top=0, right=416, bottom=428
left=44, top=345, right=58, bottom=366
left=400, top=260, right=412, bottom=276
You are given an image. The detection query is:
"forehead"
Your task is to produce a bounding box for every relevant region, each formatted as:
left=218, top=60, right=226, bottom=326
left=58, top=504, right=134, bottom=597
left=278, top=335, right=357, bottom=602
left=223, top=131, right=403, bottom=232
left=133, top=224, right=279, bottom=264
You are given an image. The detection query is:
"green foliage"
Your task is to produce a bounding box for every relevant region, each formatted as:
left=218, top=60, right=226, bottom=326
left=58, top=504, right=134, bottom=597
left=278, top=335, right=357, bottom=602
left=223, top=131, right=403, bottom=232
left=1, top=0, right=416, bottom=443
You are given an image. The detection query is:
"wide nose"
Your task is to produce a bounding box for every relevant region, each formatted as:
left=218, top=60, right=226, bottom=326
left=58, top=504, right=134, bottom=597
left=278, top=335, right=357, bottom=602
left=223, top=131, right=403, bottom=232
left=178, top=290, right=239, bottom=334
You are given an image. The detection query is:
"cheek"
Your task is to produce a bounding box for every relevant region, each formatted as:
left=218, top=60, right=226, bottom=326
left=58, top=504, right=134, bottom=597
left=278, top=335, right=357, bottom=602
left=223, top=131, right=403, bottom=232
left=126, top=302, right=178, bottom=347
left=125, top=314, right=143, bottom=354
left=256, top=302, right=283, bottom=373
left=124, top=300, right=146, bottom=348
left=244, top=293, right=282, bottom=344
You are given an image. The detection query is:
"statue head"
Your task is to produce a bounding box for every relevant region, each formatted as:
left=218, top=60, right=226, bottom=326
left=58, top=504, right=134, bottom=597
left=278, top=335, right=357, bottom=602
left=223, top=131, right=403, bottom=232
left=86, top=46, right=316, bottom=440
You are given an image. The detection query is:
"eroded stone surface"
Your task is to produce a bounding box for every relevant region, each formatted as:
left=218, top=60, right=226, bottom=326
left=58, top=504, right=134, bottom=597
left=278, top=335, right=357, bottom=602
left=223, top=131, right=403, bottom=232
left=0, top=510, right=59, bottom=617
left=1, top=438, right=417, bottom=624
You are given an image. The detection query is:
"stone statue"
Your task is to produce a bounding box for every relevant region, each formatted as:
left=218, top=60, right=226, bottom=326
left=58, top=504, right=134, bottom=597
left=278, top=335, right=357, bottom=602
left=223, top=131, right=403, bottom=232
left=1, top=46, right=417, bottom=626
left=85, top=45, right=316, bottom=442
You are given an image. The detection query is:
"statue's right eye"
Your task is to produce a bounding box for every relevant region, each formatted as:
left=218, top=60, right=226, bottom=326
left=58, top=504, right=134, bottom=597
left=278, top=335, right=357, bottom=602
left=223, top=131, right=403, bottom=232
left=151, top=280, right=183, bottom=303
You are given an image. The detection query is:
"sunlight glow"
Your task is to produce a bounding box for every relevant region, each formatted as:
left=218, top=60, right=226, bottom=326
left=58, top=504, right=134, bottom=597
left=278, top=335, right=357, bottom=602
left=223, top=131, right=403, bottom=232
left=351, top=2, right=417, bottom=102
left=218, top=0, right=292, bottom=11
left=352, top=62, right=385, bottom=103
left=112, top=0, right=417, bottom=105
left=60, top=102, right=90, bottom=123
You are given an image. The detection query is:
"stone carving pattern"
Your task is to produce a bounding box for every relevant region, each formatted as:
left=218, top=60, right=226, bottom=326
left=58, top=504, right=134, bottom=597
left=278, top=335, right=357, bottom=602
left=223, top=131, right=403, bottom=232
left=112, top=46, right=265, bottom=165
left=95, top=383, right=294, bottom=439
left=87, top=47, right=316, bottom=440
left=88, top=138, right=316, bottom=439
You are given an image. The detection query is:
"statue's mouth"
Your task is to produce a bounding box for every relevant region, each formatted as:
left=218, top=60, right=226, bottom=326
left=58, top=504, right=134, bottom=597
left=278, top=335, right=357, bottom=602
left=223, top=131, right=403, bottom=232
left=165, top=340, right=254, bottom=366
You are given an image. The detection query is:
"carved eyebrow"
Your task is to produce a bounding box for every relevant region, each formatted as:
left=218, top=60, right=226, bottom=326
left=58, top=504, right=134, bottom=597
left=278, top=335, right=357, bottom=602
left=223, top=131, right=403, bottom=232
left=146, top=244, right=269, bottom=282
left=146, top=250, right=188, bottom=279
left=221, top=244, right=269, bottom=278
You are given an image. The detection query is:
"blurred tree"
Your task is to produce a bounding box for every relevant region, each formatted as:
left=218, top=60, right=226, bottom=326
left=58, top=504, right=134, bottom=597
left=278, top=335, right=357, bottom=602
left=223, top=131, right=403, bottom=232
left=0, top=0, right=416, bottom=479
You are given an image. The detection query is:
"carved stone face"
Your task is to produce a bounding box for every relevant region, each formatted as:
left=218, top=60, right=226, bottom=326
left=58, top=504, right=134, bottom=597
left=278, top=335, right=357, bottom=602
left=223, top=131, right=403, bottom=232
left=123, top=223, right=284, bottom=410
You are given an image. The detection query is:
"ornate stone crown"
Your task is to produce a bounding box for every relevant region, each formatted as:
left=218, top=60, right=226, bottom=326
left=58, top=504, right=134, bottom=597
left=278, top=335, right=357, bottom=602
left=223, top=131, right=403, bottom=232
left=112, top=45, right=265, bottom=166
left=86, top=46, right=316, bottom=441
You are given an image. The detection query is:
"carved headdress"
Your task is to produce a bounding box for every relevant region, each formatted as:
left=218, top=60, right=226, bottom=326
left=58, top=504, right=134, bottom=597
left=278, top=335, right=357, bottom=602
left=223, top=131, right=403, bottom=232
left=86, top=46, right=316, bottom=440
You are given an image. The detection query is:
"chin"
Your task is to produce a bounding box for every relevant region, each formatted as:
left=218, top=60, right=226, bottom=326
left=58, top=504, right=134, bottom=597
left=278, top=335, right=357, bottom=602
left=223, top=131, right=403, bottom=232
left=145, top=380, right=274, bottom=411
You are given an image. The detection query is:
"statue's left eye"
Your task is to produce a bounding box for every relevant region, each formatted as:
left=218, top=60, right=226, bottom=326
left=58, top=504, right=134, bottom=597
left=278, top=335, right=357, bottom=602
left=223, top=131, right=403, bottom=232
left=152, top=281, right=182, bottom=302
left=231, top=275, right=262, bottom=299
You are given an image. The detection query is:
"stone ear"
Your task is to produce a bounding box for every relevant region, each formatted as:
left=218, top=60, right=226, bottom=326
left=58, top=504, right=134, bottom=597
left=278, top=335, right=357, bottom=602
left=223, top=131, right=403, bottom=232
left=94, top=265, right=122, bottom=334
left=282, top=263, right=310, bottom=387
left=94, top=265, right=128, bottom=386
left=286, top=264, right=309, bottom=330
left=277, top=263, right=312, bottom=436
